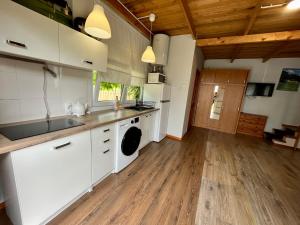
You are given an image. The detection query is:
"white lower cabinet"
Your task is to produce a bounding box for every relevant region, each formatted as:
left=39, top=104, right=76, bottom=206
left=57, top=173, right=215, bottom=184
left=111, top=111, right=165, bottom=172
left=2, top=131, right=92, bottom=225
left=91, top=124, right=115, bottom=185
left=139, top=112, right=155, bottom=149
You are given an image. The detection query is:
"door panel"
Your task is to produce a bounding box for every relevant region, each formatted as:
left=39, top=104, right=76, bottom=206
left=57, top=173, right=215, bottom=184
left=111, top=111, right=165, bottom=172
left=193, top=84, right=214, bottom=128
left=228, top=70, right=248, bottom=84
left=220, top=85, right=245, bottom=133
left=200, top=70, right=215, bottom=83
left=214, top=70, right=230, bottom=83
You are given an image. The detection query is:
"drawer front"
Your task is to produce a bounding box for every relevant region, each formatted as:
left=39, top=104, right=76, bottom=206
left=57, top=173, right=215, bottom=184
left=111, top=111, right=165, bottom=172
left=91, top=124, right=115, bottom=184
left=11, top=131, right=92, bottom=225
left=92, top=124, right=115, bottom=141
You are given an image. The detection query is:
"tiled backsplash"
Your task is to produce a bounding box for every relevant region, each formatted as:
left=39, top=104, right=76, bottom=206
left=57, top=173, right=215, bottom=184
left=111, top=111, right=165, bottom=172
left=0, top=58, right=92, bottom=124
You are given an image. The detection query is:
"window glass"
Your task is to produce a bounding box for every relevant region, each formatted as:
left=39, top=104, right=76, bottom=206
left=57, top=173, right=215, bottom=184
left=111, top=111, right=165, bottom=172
left=126, top=86, right=141, bottom=101
left=98, top=82, right=123, bottom=101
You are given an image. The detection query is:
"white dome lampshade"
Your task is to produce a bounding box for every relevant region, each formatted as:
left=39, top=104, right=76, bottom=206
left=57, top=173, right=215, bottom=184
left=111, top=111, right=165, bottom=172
left=141, top=46, right=156, bottom=63
left=85, top=4, right=111, bottom=39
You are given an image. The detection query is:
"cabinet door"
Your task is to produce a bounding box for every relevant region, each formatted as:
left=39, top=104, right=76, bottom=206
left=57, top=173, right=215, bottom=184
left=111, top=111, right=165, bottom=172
left=91, top=124, right=115, bottom=184
left=228, top=70, right=248, bottom=84
left=0, top=0, right=59, bottom=63
left=148, top=113, right=155, bottom=142
left=59, top=24, right=108, bottom=71
left=200, top=70, right=215, bottom=83
left=139, top=115, right=148, bottom=149
left=214, top=70, right=230, bottom=84
left=193, top=84, right=214, bottom=128
left=220, top=85, right=245, bottom=133
left=11, top=131, right=91, bottom=225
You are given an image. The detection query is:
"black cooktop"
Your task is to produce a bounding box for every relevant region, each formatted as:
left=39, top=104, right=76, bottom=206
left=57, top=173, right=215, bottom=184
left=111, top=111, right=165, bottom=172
left=0, top=119, right=84, bottom=141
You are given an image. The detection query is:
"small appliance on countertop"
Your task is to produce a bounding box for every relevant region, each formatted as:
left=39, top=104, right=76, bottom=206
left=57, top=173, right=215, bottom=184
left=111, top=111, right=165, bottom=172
left=125, top=101, right=155, bottom=111
left=0, top=118, right=84, bottom=141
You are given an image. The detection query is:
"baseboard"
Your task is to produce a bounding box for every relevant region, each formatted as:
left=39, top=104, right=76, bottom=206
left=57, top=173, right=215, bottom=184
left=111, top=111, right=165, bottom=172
left=166, top=134, right=183, bottom=141
left=0, top=202, right=5, bottom=210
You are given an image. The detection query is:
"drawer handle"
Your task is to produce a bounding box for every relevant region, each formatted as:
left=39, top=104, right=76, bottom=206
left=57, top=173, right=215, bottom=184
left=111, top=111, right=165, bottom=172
left=103, top=129, right=110, bottom=133
left=54, top=142, right=71, bottom=150
left=103, top=149, right=110, bottom=154
left=103, top=139, right=110, bottom=143
left=83, top=60, right=93, bottom=65
left=6, top=40, right=27, bottom=49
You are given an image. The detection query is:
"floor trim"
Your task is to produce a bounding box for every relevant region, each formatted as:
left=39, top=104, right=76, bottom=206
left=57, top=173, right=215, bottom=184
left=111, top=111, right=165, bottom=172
left=0, top=202, right=5, bottom=210
left=166, top=134, right=183, bottom=141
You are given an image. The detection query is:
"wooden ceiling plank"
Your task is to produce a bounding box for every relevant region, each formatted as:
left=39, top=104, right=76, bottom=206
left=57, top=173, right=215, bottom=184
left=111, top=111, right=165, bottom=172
left=105, top=0, right=150, bottom=39
left=197, top=30, right=300, bottom=46
left=231, top=1, right=262, bottom=63
left=178, top=0, right=197, bottom=39
left=262, top=42, right=290, bottom=62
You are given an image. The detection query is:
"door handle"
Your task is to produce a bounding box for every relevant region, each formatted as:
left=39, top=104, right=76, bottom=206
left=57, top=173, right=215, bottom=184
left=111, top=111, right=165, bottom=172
left=6, top=40, right=27, bottom=49
left=103, top=128, right=110, bottom=133
left=103, top=149, right=110, bottom=154
left=83, top=60, right=93, bottom=65
left=54, top=142, right=71, bottom=150
left=103, top=139, right=110, bottom=143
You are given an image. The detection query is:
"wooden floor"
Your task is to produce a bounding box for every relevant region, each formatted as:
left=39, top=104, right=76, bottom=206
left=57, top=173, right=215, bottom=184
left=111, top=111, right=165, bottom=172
left=0, top=127, right=300, bottom=225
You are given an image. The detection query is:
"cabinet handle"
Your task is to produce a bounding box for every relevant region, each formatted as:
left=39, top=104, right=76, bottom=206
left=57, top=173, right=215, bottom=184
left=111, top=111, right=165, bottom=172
left=103, top=149, right=110, bottom=154
left=83, top=60, right=93, bottom=65
left=103, top=139, right=110, bottom=143
left=54, top=142, right=71, bottom=150
left=6, top=40, right=27, bottom=49
left=103, top=129, right=110, bottom=133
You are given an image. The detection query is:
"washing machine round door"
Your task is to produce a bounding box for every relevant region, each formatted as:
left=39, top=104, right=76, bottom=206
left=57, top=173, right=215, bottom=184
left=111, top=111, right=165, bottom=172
left=121, top=127, right=142, bottom=156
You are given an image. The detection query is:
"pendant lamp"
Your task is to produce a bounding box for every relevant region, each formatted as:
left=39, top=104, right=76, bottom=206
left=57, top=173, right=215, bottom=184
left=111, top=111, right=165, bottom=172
left=141, top=14, right=156, bottom=64
left=85, top=3, right=111, bottom=39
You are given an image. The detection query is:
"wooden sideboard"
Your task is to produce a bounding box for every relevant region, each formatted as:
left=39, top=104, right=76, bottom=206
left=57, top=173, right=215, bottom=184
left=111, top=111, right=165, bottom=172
left=237, top=112, right=268, bottom=138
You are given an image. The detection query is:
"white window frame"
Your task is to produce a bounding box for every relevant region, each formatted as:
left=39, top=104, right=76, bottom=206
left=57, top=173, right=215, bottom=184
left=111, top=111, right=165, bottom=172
left=92, top=74, right=143, bottom=108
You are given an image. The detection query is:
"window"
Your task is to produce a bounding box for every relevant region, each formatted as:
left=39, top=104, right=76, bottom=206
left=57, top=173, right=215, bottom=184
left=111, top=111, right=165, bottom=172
left=92, top=72, right=142, bottom=107
left=126, top=86, right=141, bottom=101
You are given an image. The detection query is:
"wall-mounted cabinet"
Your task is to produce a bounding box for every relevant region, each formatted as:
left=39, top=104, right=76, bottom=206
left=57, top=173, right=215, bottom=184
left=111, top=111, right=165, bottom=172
left=200, top=69, right=248, bottom=85
left=193, top=69, right=248, bottom=134
left=0, top=0, right=59, bottom=64
left=59, top=25, right=108, bottom=72
left=0, top=0, right=108, bottom=72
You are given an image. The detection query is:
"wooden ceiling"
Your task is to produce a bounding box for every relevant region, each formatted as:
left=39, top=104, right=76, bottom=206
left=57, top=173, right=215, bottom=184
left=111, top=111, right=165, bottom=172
left=106, top=0, right=300, bottom=61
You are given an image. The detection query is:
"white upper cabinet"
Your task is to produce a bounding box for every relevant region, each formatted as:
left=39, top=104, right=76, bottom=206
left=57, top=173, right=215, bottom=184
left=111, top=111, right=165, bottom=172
left=0, top=0, right=59, bottom=63
left=59, top=24, right=108, bottom=72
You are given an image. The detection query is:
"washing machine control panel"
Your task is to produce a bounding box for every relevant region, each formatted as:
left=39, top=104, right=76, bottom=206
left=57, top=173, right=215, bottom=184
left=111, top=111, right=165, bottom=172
left=131, top=117, right=139, bottom=124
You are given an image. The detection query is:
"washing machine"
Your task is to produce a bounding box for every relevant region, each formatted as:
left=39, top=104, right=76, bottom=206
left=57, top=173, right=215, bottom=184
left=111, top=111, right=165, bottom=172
left=115, top=117, right=142, bottom=173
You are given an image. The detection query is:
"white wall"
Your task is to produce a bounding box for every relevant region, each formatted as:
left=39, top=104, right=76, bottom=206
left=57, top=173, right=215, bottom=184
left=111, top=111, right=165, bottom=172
left=166, top=35, right=198, bottom=138
left=205, top=58, right=300, bottom=132
left=0, top=58, right=92, bottom=124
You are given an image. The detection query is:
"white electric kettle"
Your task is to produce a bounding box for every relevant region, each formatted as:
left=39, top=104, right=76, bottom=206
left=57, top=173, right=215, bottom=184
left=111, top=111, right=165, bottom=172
left=72, top=101, right=87, bottom=117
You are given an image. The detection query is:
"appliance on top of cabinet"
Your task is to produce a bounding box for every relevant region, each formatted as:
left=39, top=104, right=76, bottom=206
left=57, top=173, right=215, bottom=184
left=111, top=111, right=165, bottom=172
left=148, top=73, right=166, bottom=84
left=143, top=84, right=171, bottom=142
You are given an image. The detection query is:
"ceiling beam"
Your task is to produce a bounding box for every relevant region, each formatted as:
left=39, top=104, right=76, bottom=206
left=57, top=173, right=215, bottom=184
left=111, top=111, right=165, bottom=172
left=178, top=0, right=196, bottom=39
left=231, top=1, right=262, bottom=62
left=104, top=0, right=150, bottom=39
left=197, top=30, right=300, bottom=46
left=262, top=42, right=290, bottom=63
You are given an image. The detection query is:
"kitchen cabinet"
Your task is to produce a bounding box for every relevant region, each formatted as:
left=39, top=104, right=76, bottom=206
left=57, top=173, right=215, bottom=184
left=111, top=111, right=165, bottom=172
left=0, top=0, right=59, bottom=63
left=59, top=24, right=108, bottom=72
left=91, top=123, right=115, bottom=185
left=2, top=131, right=92, bottom=225
left=139, top=113, right=155, bottom=149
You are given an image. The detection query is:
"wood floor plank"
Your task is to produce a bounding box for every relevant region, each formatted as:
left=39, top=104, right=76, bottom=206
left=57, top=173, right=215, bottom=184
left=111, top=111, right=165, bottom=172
left=1, top=127, right=299, bottom=225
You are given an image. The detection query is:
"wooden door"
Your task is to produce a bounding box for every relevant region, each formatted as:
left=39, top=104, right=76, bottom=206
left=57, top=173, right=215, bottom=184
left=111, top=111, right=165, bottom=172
left=228, top=70, right=248, bottom=84
left=200, top=69, right=215, bottom=83
left=188, top=70, right=201, bottom=130
left=193, top=84, right=214, bottom=128
left=220, top=85, right=245, bottom=133
left=214, top=70, right=230, bottom=83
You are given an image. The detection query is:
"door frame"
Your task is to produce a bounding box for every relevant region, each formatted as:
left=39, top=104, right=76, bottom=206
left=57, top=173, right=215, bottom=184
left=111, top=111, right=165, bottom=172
left=188, top=69, right=201, bottom=130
